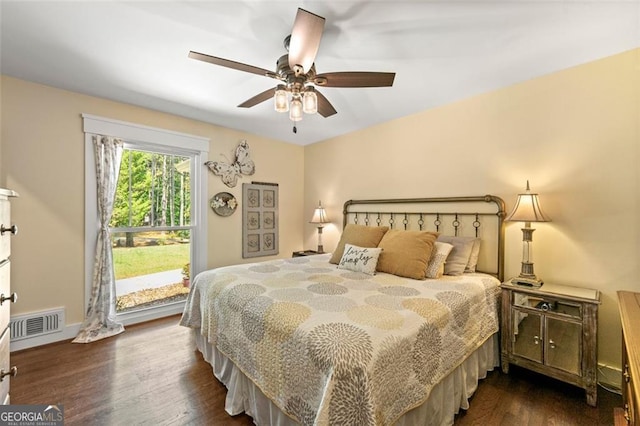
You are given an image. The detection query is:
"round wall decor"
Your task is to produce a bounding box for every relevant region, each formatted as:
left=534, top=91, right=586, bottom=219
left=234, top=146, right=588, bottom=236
left=210, top=192, right=237, bottom=216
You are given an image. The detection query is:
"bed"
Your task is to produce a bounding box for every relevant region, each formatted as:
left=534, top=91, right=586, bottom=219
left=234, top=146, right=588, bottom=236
left=181, top=195, right=506, bottom=425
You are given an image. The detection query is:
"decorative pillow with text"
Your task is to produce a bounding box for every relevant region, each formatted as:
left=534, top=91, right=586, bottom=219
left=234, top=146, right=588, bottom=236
left=337, top=243, right=382, bottom=275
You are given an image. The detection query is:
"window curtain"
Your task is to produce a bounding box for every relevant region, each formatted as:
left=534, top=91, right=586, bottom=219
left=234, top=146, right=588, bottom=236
left=73, top=135, right=125, bottom=343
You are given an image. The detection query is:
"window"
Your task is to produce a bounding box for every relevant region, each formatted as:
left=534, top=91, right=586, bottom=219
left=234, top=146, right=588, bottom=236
left=111, top=149, right=193, bottom=313
left=83, top=114, right=208, bottom=325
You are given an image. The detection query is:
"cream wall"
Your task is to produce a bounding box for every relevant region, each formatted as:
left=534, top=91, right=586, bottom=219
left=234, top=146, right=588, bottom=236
left=304, top=48, right=640, bottom=370
left=1, top=47, right=638, bottom=372
left=0, top=76, right=304, bottom=326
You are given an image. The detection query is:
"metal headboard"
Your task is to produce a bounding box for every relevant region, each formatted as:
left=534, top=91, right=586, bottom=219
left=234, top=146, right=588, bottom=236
left=342, top=195, right=506, bottom=281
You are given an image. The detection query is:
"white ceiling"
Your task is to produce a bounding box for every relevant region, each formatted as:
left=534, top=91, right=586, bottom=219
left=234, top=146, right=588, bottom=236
left=1, top=1, right=638, bottom=145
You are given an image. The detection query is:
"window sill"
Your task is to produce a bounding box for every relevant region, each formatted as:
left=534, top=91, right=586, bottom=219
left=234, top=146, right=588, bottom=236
left=117, top=300, right=185, bottom=326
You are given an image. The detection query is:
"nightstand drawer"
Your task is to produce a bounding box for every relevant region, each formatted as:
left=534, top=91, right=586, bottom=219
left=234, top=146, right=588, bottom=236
left=513, top=293, right=582, bottom=319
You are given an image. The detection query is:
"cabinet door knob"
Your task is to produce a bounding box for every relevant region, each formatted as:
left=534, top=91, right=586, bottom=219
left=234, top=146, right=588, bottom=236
left=533, top=335, right=540, bottom=345
left=0, top=224, right=17, bottom=236
left=624, top=403, right=630, bottom=422
left=623, top=364, right=631, bottom=383
left=549, top=339, right=556, bottom=349
left=0, top=293, right=17, bottom=305
left=0, top=366, right=17, bottom=381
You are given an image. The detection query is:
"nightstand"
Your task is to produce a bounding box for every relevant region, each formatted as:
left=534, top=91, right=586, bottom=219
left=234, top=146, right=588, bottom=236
left=292, top=250, right=320, bottom=257
left=501, top=281, right=600, bottom=406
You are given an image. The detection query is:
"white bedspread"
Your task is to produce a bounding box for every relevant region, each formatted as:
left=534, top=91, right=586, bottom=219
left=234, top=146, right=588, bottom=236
left=180, top=254, right=500, bottom=425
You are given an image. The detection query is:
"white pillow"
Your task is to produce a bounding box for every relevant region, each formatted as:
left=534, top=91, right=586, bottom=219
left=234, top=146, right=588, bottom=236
left=426, top=242, right=454, bottom=278
left=337, top=243, right=382, bottom=275
left=437, top=235, right=476, bottom=276
left=465, top=238, right=481, bottom=272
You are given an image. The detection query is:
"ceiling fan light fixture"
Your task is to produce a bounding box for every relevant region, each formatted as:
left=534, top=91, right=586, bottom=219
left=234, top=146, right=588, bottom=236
left=289, top=96, right=303, bottom=121
left=189, top=7, right=395, bottom=127
left=274, top=85, right=289, bottom=112
left=302, top=87, right=318, bottom=114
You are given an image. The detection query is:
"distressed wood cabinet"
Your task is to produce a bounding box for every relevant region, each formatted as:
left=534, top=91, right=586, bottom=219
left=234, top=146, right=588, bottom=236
left=501, top=281, right=600, bottom=406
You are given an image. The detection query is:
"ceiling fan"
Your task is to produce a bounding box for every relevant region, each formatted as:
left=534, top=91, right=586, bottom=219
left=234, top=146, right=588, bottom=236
left=189, top=8, right=395, bottom=131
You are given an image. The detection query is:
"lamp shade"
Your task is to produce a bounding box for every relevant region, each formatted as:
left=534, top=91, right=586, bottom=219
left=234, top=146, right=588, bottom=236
left=303, top=87, right=318, bottom=114
left=310, top=201, right=328, bottom=224
left=289, top=97, right=303, bottom=121
left=274, top=85, right=288, bottom=112
left=506, top=181, right=550, bottom=223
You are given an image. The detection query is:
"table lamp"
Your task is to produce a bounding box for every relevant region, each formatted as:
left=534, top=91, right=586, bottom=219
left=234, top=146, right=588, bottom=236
left=506, top=181, right=550, bottom=287
left=310, top=200, right=328, bottom=253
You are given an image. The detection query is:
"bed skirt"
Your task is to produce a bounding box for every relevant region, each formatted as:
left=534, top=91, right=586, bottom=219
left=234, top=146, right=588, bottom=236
left=194, top=330, right=499, bottom=426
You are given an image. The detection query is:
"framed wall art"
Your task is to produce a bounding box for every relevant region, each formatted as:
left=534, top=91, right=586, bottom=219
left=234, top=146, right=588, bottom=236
left=242, top=182, right=279, bottom=258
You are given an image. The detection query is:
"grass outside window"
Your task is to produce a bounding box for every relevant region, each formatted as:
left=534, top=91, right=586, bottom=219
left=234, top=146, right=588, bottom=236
left=112, top=232, right=191, bottom=312
left=113, top=243, right=189, bottom=279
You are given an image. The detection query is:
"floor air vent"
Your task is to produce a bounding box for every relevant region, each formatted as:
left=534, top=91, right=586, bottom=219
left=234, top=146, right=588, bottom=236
left=10, top=308, right=65, bottom=341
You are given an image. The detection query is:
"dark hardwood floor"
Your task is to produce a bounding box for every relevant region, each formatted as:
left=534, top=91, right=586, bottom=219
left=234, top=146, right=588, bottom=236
left=10, top=315, right=620, bottom=425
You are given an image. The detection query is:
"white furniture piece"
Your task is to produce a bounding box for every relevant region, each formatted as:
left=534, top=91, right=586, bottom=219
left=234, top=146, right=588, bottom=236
left=0, top=188, right=18, bottom=404
left=501, top=281, right=600, bottom=406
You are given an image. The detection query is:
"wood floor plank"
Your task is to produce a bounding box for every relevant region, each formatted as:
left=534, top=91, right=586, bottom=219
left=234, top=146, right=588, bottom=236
left=10, top=315, right=620, bottom=425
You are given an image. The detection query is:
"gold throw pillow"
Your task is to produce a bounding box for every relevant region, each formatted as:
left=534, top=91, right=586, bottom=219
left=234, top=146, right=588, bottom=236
left=376, top=229, right=439, bottom=280
left=329, top=224, right=389, bottom=264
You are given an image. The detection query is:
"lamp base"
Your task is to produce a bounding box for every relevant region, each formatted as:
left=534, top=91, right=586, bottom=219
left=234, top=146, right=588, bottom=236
left=316, top=226, right=325, bottom=254
left=511, top=276, right=544, bottom=287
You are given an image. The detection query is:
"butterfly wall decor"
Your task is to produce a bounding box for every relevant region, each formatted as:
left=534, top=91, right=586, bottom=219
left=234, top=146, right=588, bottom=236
left=205, top=140, right=256, bottom=188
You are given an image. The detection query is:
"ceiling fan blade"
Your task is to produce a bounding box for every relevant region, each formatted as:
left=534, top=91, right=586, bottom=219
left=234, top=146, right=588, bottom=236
left=189, top=51, right=275, bottom=78
left=315, top=90, right=337, bottom=117
left=238, top=87, right=276, bottom=108
left=315, top=72, right=396, bottom=88
left=288, top=8, right=325, bottom=75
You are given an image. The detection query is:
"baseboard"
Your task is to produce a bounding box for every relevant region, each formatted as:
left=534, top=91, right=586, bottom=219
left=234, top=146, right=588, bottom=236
left=598, top=363, right=622, bottom=392
left=9, top=302, right=185, bottom=352
left=10, top=322, right=81, bottom=352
